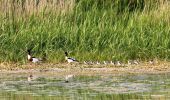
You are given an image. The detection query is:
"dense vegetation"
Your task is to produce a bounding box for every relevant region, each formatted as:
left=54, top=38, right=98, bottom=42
left=0, top=0, right=170, bottom=63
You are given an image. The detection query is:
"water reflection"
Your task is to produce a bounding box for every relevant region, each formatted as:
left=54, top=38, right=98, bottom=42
left=0, top=72, right=170, bottom=100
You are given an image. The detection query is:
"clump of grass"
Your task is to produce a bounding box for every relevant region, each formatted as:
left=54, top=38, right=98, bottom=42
left=0, top=0, right=170, bottom=63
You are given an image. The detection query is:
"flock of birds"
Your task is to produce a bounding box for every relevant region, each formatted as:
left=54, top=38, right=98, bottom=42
left=27, top=49, right=157, bottom=82
left=27, top=49, right=156, bottom=66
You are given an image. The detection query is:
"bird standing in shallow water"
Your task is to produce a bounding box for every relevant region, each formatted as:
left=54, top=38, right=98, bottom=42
left=27, top=49, right=43, bottom=63
left=65, top=52, right=78, bottom=63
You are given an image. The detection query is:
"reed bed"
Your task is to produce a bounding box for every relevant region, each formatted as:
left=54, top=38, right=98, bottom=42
left=0, top=0, right=170, bottom=63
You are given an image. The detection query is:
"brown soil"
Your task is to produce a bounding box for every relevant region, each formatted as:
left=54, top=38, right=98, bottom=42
left=0, top=61, right=170, bottom=74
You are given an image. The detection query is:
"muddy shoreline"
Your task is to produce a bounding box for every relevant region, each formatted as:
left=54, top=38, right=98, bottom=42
left=0, top=62, right=170, bottom=74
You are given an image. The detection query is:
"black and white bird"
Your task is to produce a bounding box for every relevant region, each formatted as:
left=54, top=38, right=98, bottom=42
left=65, top=52, right=78, bottom=63
left=27, top=49, right=42, bottom=63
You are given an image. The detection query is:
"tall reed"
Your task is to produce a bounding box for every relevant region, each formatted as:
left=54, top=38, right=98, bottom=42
left=0, top=0, right=170, bottom=63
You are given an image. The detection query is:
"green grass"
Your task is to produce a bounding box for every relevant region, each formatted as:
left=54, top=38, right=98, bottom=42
left=0, top=0, right=170, bottom=63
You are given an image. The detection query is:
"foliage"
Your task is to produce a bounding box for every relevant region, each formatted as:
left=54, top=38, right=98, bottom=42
left=0, top=0, right=170, bottom=63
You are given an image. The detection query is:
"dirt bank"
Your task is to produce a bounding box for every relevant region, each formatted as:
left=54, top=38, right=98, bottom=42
left=0, top=61, right=170, bottom=74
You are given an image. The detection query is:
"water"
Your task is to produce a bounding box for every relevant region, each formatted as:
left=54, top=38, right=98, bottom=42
left=0, top=71, right=170, bottom=100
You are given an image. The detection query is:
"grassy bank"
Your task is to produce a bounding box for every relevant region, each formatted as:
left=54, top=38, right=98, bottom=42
left=0, top=0, right=170, bottom=63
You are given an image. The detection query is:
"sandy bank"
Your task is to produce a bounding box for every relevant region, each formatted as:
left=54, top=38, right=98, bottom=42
left=0, top=61, right=170, bottom=74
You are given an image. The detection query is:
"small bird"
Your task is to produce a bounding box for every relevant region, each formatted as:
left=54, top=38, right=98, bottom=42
left=133, top=60, right=139, bottom=65
left=85, top=61, right=92, bottom=65
left=116, top=61, right=121, bottom=66
left=110, top=61, right=115, bottom=65
left=149, top=59, right=158, bottom=65
left=96, top=61, right=100, bottom=65
left=27, top=49, right=42, bottom=63
left=65, top=52, right=78, bottom=63
left=128, top=60, right=132, bottom=65
left=84, top=61, right=88, bottom=64
left=87, top=61, right=93, bottom=65
left=149, top=60, right=154, bottom=65
left=103, top=61, right=108, bottom=65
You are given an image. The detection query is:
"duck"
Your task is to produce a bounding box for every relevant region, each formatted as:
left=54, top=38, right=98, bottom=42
left=103, top=61, right=109, bottom=65
left=89, top=61, right=94, bottom=65
left=65, top=51, right=78, bottom=63
left=110, top=61, right=115, bottom=65
left=85, top=61, right=93, bottom=65
left=84, top=61, right=88, bottom=64
left=133, top=60, right=139, bottom=65
left=96, top=61, right=100, bottom=65
left=27, top=49, right=42, bottom=63
left=128, top=60, right=132, bottom=65
left=149, top=60, right=154, bottom=65
left=116, top=61, right=121, bottom=66
left=149, top=59, right=158, bottom=65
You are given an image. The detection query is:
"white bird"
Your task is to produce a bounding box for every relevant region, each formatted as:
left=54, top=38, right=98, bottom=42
left=149, top=60, right=154, bottom=65
left=116, top=61, right=121, bottom=66
left=110, top=61, right=115, bottom=65
left=84, top=61, right=88, bottom=64
left=103, top=61, right=108, bottom=65
left=128, top=60, right=132, bottom=65
left=65, top=52, right=78, bottom=63
left=96, top=61, right=100, bottom=65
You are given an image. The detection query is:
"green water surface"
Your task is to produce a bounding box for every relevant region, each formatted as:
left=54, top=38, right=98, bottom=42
left=0, top=72, right=170, bottom=100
